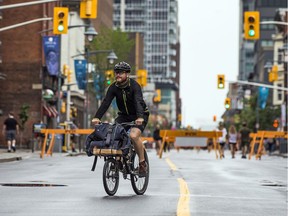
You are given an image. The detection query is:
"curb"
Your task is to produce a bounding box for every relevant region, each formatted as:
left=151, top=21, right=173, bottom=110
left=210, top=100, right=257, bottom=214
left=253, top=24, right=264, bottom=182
left=0, top=156, right=22, bottom=163
left=66, top=152, right=86, bottom=157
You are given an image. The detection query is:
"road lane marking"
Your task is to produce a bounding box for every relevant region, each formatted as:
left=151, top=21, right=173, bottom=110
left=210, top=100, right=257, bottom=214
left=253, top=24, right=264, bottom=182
left=177, top=178, right=190, bottom=216
left=165, top=158, right=178, bottom=171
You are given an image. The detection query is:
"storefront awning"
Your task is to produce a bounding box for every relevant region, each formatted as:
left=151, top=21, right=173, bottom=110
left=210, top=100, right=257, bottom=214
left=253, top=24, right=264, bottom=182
left=43, top=105, right=58, bottom=118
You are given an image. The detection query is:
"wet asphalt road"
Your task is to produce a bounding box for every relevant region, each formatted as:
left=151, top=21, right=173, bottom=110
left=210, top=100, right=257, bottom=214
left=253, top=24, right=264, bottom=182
left=0, top=149, right=287, bottom=216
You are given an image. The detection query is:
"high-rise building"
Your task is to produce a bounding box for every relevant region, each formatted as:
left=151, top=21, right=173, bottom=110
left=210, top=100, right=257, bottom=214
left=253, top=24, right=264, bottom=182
left=113, top=0, right=181, bottom=128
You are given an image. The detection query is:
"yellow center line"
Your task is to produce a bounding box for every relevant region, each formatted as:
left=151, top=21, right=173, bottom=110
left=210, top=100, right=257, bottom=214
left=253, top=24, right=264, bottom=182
left=177, top=178, right=190, bottom=216
left=165, top=157, right=178, bottom=171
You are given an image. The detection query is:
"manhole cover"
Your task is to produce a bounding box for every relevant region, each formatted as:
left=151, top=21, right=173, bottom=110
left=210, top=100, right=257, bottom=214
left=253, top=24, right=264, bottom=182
left=261, top=183, right=285, bottom=187
left=1, top=183, right=67, bottom=187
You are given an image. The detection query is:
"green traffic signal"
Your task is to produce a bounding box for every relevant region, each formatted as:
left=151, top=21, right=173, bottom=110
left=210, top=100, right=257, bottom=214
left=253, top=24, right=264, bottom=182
left=224, top=98, right=231, bottom=110
left=244, top=11, right=260, bottom=40
left=58, top=21, right=64, bottom=32
left=225, top=104, right=230, bottom=109
left=107, top=80, right=111, bottom=85
left=248, top=28, right=255, bottom=37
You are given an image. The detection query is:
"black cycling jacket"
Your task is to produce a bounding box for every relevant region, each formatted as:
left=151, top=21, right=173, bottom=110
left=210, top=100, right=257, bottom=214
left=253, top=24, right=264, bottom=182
left=94, top=78, right=149, bottom=119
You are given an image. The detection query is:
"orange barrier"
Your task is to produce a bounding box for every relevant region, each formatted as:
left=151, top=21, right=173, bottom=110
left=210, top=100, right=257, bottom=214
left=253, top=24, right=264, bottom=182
left=159, top=130, right=223, bottom=159
left=249, top=131, right=288, bottom=160
left=40, top=129, right=153, bottom=158
left=40, top=129, right=93, bottom=158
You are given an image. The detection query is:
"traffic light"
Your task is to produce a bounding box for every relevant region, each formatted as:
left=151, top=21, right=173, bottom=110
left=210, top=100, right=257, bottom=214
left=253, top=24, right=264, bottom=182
left=153, top=89, right=161, bottom=103
left=67, top=69, right=72, bottom=83
left=61, top=101, right=66, bottom=113
left=105, top=70, right=114, bottom=86
left=80, top=0, right=97, bottom=18
left=217, top=74, right=225, bottom=89
left=244, top=11, right=260, bottom=40
left=224, top=98, right=231, bottom=110
left=136, top=69, right=147, bottom=87
left=268, top=65, right=278, bottom=82
left=53, top=7, right=68, bottom=34
left=273, top=119, right=279, bottom=128
left=70, top=107, right=77, bottom=118
left=62, top=64, right=69, bottom=76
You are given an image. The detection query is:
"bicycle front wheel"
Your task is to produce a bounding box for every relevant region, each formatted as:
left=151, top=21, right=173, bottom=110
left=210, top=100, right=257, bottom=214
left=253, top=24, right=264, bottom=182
left=103, top=158, right=119, bottom=196
left=130, top=150, right=149, bottom=195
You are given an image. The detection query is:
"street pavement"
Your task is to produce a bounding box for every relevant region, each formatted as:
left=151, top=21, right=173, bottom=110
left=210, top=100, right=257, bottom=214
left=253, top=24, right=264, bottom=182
left=0, top=147, right=287, bottom=164
left=0, top=147, right=287, bottom=216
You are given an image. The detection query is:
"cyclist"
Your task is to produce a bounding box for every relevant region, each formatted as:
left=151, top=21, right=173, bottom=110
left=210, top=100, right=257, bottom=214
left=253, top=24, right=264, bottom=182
left=91, top=61, right=149, bottom=177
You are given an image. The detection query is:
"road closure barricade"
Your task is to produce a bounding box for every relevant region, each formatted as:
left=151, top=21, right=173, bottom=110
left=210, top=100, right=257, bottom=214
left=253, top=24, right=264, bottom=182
left=248, top=131, right=288, bottom=160
left=39, top=128, right=153, bottom=158
left=40, top=129, right=93, bottom=158
left=159, top=130, right=223, bottom=159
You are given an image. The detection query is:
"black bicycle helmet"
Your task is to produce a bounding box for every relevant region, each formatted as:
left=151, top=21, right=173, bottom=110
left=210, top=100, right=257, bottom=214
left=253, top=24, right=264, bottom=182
left=114, top=61, right=131, bottom=73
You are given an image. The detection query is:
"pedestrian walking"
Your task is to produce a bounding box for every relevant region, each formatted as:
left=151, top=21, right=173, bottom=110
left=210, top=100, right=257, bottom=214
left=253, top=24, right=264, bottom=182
left=228, top=125, right=238, bottom=158
left=153, top=124, right=162, bottom=155
left=2, top=112, right=19, bottom=152
left=239, top=122, right=251, bottom=159
left=217, top=122, right=227, bottom=158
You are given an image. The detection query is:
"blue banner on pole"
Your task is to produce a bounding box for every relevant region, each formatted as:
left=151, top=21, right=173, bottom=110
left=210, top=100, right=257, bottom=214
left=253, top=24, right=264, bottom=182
left=42, top=36, right=60, bottom=76
left=258, top=87, right=269, bottom=110
left=74, top=59, right=87, bottom=90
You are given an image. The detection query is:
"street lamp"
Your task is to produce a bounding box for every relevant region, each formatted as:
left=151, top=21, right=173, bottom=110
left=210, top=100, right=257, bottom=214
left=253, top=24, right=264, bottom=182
left=106, top=50, right=118, bottom=65
left=65, top=23, right=97, bottom=151
left=71, top=48, right=118, bottom=129
left=84, top=25, right=98, bottom=42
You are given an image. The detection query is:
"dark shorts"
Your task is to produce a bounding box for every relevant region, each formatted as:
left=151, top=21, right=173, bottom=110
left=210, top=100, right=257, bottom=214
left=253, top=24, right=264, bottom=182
left=219, top=142, right=225, bottom=146
left=6, top=130, right=16, bottom=141
left=241, top=140, right=250, bottom=147
left=115, top=112, right=149, bottom=133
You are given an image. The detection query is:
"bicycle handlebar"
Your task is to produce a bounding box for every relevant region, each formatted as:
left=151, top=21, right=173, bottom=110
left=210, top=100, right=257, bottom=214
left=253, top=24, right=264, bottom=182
left=119, top=121, right=136, bottom=126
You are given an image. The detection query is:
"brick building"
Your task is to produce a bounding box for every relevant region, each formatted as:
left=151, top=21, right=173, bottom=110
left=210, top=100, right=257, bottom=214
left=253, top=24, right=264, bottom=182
left=0, top=0, right=115, bottom=148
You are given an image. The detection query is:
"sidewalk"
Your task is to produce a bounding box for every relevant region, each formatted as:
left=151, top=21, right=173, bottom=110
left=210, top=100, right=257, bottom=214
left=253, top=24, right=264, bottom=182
left=0, top=148, right=86, bottom=163
left=0, top=148, right=34, bottom=163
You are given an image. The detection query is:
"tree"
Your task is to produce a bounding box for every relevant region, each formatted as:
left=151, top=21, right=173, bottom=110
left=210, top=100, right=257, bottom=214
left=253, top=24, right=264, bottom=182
left=18, top=104, right=30, bottom=147
left=238, top=95, right=281, bottom=131
left=87, top=27, right=135, bottom=121
left=89, top=27, right=134, bottom=70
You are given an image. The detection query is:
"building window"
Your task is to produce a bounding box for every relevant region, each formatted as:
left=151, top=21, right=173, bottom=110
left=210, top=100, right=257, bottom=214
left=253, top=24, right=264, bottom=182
left=261, top=40, right=273, bottom=47
left=277, top=83, right=283, bottom=101
left=261, top=18, right=275, bottom=30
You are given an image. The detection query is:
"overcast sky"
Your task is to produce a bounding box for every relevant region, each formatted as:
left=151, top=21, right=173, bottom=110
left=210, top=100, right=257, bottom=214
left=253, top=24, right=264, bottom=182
left=179, top=0, right=240, bottom=129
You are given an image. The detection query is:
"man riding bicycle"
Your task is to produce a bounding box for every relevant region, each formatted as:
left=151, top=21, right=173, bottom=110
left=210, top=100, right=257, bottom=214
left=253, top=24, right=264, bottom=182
left=91, top=61, right=149, bottom=177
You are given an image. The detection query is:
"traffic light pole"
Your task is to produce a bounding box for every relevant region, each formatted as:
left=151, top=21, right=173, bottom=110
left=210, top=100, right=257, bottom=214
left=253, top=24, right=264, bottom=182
left=260, top=21, right=288, bottom=26
left=228, top=79, right=288, bottom=131
left=0, top=0, right=58, bottom=10
left=0, top=18, right=52, bottom=32
left=228, top=80, right=288, bottom=92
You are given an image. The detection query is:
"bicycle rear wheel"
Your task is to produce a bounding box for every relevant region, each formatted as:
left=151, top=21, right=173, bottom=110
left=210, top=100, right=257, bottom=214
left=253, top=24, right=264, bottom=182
left=130, top=150, right=149, bottom=195
left=103, top=158, right=119, bottom=196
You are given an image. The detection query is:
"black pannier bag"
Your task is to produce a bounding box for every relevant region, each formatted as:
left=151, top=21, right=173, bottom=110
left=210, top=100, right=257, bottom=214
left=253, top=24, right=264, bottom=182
left=85, top=123, right=130, bottom=157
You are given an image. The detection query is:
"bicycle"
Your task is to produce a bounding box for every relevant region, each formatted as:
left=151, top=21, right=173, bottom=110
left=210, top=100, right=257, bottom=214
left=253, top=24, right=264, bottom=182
left=92, top=122, right=149, bottom=196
